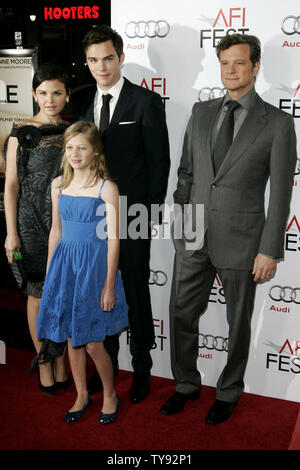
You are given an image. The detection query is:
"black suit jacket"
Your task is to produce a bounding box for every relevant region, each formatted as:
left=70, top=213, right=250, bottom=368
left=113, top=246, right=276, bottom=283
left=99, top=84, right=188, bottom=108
left=72, top=78, right=170, bottom=216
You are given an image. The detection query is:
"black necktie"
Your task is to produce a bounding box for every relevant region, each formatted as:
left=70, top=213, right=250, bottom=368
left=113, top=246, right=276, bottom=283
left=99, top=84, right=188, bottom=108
left=99, top=93, right=112, bottom=134
left=213, top=100, right=241, bottom=175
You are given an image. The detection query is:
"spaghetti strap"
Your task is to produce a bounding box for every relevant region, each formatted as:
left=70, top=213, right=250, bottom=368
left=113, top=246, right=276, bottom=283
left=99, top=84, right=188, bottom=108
left=99, top=178, right=108, bottom=198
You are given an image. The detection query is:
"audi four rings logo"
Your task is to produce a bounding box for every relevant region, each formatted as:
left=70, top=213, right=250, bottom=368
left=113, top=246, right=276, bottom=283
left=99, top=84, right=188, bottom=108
left=125, top=20, right=170, bottom=38
left=281, top=16, right=300, bottom=35
left=149, top=270, right=168, bottom=286
left=269, top=286, right=300, bottom=304
left=198, top=87, right=227, bottom=102
left=199, top=334, right=228, bottom=352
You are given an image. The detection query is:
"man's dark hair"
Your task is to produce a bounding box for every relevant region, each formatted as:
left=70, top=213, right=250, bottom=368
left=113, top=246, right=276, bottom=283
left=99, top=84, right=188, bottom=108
left=82, top=25, right=124, bottom=59
left=216, top=33, right=261, bottom=67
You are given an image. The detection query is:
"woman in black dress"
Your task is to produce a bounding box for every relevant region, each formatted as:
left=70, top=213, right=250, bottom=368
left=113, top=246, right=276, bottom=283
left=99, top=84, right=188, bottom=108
left=4, top=63, right=70, bottom=395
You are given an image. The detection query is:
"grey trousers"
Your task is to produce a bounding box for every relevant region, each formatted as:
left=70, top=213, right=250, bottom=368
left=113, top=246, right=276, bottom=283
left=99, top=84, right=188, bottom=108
left=169, top=245, right=257, bottom=403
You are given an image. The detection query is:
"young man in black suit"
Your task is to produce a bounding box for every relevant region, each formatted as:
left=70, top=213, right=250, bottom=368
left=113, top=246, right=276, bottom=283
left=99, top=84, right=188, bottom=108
left=72, top=25, right=170, bottom=403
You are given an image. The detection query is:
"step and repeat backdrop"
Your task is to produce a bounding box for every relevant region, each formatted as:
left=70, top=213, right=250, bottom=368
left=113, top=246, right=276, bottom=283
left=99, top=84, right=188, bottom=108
left=113, top=0, right=300, bottom=402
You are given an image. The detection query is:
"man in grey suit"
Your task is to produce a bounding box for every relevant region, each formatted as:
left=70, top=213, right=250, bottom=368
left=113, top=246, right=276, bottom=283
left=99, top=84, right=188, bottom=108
left=160, top=33, right=297, bottom=424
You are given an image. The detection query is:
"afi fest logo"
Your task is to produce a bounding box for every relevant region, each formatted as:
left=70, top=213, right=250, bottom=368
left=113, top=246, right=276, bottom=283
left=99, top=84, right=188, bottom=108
left=126, top=317, right=167, bottom=352
left=266, top=338, right=300, bottom=374
left=140, top=77, right=169, bottom=109
left=208, top=274, right=226, bottom=304
left=285, top=215, right=300, bottom=252
left=278, top=83, right=300, bottom=119
left=199, top=7, right=249, bottom=48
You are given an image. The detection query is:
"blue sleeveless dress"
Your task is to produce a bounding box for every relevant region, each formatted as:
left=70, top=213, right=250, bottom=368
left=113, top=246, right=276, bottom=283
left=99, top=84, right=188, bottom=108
left=36, top=180, right=128, bottom=347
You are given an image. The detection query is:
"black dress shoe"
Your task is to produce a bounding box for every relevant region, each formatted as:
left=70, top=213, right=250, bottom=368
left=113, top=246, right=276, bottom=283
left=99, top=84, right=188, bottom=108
left=38, top=368, right=56, bottom=396
left=87, top=372, right=103, bottom=394
left=205, top=399, right=237, bottom=424
left=130, top=373, right=150, bottom=403
left=55, top=378, right=69, bottom=391
left=87, top=370, right=119, bottom=395
left=160, top=391, right=200, bottom=415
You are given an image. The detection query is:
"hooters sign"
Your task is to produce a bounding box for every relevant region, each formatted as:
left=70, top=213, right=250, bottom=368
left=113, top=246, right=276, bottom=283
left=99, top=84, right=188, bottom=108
left=44, top=5, right=100, bottom=20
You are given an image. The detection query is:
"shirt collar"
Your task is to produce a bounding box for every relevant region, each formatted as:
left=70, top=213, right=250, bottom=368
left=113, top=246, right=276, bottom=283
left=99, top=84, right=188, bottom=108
left=97, top=76, right=124, bottom=101
left=223, top=86, right=256, bottom=110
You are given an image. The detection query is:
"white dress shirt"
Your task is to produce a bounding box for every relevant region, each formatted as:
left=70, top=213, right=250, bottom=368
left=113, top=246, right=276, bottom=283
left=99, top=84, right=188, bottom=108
left=94, top=76, right=124, bottom=129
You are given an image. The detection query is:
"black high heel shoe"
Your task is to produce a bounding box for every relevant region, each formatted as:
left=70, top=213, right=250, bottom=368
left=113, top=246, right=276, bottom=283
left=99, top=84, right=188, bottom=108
left=55, top=378, right=69, bottom=390
left=99, top=395, right=120, bottom=425
left=64, top=394, right=93, bottom=422
left=38, top=367, right=56, bottom=396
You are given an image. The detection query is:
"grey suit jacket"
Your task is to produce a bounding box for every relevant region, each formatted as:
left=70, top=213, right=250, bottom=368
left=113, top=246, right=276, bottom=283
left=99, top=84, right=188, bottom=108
left=173, top=92, right=297, bottom=269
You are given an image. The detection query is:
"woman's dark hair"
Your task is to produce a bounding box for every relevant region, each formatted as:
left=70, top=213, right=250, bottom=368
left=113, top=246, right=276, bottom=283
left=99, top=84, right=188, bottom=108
left=216, top=33, right=261, bottom=67
left=82, top=25, right=124, bottom=59
left=32, top=62, right=70, bottom=92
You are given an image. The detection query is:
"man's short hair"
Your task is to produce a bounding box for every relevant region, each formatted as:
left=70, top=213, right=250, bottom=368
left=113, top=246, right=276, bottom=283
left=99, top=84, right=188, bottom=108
left=82, top=25, right=124, bottom=59
left=216, top=34, right=261, bottom=67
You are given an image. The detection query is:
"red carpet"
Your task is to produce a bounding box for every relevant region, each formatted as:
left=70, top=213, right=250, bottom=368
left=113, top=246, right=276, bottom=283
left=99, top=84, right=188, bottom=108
left=289, top=409, right=300, bottom=450
left=0, top=348, right=299, bottom=452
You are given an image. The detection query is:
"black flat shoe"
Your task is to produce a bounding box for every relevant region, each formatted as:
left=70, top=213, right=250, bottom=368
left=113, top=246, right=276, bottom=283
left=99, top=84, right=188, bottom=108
left=99, top=395, right=120, bottom=425
left=64, top=394, right=92, bottom=422
left=205, top=399, right=237, bottom=424
left=38, top=368, right=56, bottom=396
left=55, top=378, right=69, bottom=390
left=160, top=391, right=200, bottom=415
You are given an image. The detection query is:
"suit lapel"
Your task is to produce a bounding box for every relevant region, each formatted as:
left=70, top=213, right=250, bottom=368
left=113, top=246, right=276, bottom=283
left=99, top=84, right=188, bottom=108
left=110, top=78, right=132, bottom=124
left=204, top=99, right=223, bottom=176
left=214, top=95, right=268, bottom=181
left=85, top=87, right=96, bottom=122
left=86, top=101, right=94, bottom=122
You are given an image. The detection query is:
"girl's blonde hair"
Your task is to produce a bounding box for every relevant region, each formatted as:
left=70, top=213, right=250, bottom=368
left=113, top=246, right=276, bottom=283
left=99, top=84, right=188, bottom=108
left=60, top=121, right=109, bottom=189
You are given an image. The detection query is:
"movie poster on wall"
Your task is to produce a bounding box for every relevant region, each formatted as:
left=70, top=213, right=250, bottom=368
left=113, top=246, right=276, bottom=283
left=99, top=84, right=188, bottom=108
left=0, top=49, right=38, bottom=173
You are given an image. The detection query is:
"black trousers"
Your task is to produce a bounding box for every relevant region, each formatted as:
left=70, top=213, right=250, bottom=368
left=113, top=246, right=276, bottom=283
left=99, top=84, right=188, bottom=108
left=104, top=234, right=154, bottom=374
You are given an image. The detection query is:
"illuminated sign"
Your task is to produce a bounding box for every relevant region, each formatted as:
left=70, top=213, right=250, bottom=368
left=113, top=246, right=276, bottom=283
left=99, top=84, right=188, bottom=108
left=44, top=6, right=100, bottom=20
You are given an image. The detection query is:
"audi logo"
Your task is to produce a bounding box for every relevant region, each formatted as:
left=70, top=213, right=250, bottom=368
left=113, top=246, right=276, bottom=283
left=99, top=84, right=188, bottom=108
left=125, top=20, right=170, bottom=38
left=281, top=16, right=300, bottom=35
left=199, top=334, right=228, bottom=352
left=269, top=285, right=300, bottom=304
left=149, top=269, right=168, bottom=286
left=198, top=87, right=227, bottom=102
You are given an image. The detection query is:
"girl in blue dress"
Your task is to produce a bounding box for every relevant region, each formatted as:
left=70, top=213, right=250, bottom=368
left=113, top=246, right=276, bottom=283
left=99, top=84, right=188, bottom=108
left=36, top=121, right=128, bottom=424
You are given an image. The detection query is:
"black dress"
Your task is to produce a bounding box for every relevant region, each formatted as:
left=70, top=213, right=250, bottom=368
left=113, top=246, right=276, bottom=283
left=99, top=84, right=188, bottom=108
left=9, top=122, right=69, bottom=297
